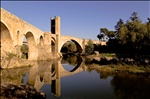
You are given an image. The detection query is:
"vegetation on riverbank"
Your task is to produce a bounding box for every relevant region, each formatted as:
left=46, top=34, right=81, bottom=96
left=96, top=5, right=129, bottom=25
left=85, top=52, right=150, bottom=75
left=89, top=64, right=150, bottom=74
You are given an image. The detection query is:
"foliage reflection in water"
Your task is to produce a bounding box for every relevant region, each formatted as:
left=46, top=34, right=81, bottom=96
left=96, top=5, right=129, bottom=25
left=1, top=55, right=150, bottom=99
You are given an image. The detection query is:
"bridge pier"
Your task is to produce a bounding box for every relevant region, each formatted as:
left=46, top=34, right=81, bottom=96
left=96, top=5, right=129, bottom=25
left=43, top=33, right=51, bottom=53
left=28, top=51, right=38, bottom=60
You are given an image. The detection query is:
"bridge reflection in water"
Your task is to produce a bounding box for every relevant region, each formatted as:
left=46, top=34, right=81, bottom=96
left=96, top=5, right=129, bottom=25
left=0, top=56, right=87, bottom=97
left=27, top=57, right=87, bottom=97
left=1, top=56, right=150, bottom=99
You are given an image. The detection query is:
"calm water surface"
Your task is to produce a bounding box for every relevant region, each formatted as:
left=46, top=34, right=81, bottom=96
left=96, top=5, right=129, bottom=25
left=1, top=57, right=150, bottom=99
left=41, top=65, right=115, bottom=99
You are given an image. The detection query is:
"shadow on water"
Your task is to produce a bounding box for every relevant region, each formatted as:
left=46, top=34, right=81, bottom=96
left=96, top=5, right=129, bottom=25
left=1, top=56, right=150, bottom=99
left=111, top=73, right=150, bottom=99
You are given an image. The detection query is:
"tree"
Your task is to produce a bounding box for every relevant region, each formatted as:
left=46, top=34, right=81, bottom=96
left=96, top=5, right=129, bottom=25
left=147, top=18, right=150, bottom=23
left=61, top=41, right=77, bottom=53
left=85, top=39, right=94, bottom=55
left=117, top=24, right=129, bottom=44
left=107, top=31, right=116, bottom=39
left=130, top=12, right=139, bottom=22
left=100, top=28, right=115, bottom=39
left=147, top=18, right=150, bottom=34
left=97, top=33, right=104, bottom=41
left=115, top=19, right=124, bottom=38
left=61, top=43, right=69, bottom=53
left=21, top=44, right=28, bottom=59
left=115, top=19, right=124, bottom=31
left=97, top=12, right=150, bottom=63
left=68, top=42, right=77, bottom=53
left=21, top=44, right=28, bottom=54
left=115, top=12, right=150, bottom=61
left=97, top=28, right=108, bottom=41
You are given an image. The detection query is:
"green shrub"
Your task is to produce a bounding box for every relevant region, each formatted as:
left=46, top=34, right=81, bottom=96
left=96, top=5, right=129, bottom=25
left=20, top=44, right=28, bottom=59
left=85, top=39, right=94, bottom=55
left=21, top=54, right=26, bottom=59
left=21, top=44, right=28, bottom=54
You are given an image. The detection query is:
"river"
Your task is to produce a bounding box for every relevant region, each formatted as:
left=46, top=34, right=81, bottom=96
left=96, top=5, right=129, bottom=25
left=1, top=56, right=150, bottom=99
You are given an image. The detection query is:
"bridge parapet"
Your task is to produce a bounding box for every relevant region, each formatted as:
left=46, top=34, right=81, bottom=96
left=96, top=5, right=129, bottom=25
left=1, top=8, right=44, bottom=41
left=1, top=8, right=46, bottom=60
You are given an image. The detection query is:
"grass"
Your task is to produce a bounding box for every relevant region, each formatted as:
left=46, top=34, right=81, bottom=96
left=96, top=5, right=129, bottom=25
left=88, top=64, right=150, bottom=74
left=100, top=53, right=116, bottom=57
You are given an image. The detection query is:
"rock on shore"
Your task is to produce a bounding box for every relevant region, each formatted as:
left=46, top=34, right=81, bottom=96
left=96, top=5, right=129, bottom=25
left=0, top=84, right=46, bottom=99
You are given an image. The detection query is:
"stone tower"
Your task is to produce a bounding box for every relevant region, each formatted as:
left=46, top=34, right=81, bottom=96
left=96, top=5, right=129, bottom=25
left=51, top=16, right=60, bottom=54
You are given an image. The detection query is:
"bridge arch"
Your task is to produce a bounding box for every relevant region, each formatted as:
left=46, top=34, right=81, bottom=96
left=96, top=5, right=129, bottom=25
left=60, top=39, right=83, bottom=53
left=25, top=31, right=37, bottom=60
left=0, top=22, right=14, bottom=58
left=39, top=35, right=44, bottom=46
left=51, top=37, right=56, bottom=53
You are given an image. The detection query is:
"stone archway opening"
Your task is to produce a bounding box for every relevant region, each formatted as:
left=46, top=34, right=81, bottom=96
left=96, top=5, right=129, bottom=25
left=71, top=40, right=82, bottom=53
left=21, top=36, right=28, bottom=59
left=0, top=22, right=13, bottom=58
left=51, top=38, right=56, bottom=53
left=39, top=36, right=44, bottom=46
left=23, top=32, right=37, bottom=60
left=60, top=40, right=82, bottom=54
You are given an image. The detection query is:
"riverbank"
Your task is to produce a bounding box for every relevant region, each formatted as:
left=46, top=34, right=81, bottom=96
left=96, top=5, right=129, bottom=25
left=0, top=83, right=46, bottom=99
left=88, top=64, right=150, bottom=75
left=88, top=53, right=149, bottom=64
left=1, top=54, right=62, bottom=69
left=85, top=53, right=150, bottom=75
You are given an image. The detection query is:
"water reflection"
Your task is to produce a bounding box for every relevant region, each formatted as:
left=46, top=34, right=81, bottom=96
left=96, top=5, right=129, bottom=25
left=61, top=54, right=82, bottom=66
left=1, top=66, right=31, bottom=85
left=111, top=73, right=150, bottom=99
left=26, top=58, right=86, bottom=98
left=1, top=55, right=150, bottom=99
left=26, top=60, right=61, bottom=97
left=61, top=55, right=83, bottom=72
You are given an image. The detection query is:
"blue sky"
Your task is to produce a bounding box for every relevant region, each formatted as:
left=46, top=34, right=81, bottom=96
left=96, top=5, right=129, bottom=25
left=1, top=1, right=150, bottom=40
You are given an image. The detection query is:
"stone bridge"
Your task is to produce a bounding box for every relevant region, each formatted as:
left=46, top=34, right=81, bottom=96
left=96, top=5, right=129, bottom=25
left=1, top=8, right=105, bottom=61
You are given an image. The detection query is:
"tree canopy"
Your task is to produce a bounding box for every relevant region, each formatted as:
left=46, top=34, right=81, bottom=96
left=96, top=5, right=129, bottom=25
left=97, top=12, right=150, bottom=63
left=85, top=39, right=94, bottom=55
